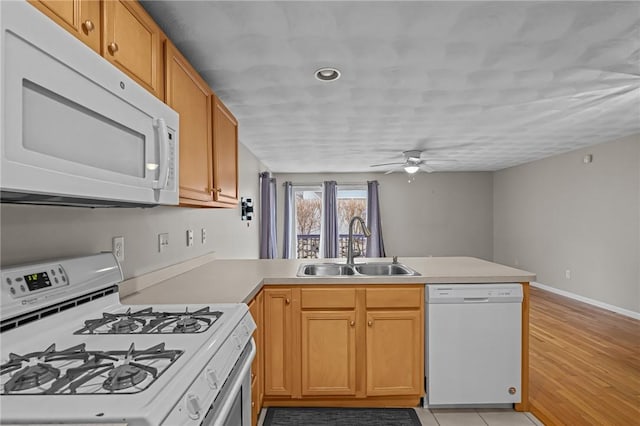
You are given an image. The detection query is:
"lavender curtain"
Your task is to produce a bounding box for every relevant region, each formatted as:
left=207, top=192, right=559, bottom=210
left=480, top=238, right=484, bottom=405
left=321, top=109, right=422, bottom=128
left=259, top=172, right=277, bottom=259
left=321, top=181, right=339, bottom=258
left=282, top=181, right=295, bottom=259
left=365, top=180, right=386, bottom=257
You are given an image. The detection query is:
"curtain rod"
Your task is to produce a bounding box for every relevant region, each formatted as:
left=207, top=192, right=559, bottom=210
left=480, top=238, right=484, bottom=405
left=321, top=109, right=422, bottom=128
left=282, top=182, right=372, bottom=187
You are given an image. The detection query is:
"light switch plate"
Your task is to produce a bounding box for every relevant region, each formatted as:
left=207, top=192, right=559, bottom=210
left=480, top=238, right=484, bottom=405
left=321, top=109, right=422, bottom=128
left=186, top=229, right=194, bottom=247
left=158, top=233, right=169, bottom=252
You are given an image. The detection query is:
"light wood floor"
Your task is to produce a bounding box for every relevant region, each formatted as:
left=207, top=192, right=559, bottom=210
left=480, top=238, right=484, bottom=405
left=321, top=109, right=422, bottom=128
left=529, top=287, right=640, bottom=425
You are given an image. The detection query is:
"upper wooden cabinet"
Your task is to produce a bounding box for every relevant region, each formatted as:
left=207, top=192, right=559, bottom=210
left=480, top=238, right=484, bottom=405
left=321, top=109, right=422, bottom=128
left=29, top=0, right=101, bottom=54
left=102, top=0, right=163, bottom=99
left=211, top=95, right=239, bottom=205
left=165, top=41, right=214, bottom=205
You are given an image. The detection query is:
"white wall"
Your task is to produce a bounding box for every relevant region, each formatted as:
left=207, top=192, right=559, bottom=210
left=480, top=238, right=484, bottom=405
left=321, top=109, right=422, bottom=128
left=0, top=143, right=265, bottom=279
left=274, top=171, right=494, bottom=260
left=493, top=134, right=640, bottom=313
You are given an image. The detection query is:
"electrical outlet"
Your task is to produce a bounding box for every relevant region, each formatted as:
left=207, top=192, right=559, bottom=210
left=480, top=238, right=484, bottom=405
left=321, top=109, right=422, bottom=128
left=186, top=229, right=194, bottom=247
left=112, top=236, right=125, bottom=262
left=201, top=228, right=207, bottom=244
left=158, top=233, right=169, bottom=252
left=565, top=269, right=571, bottom=280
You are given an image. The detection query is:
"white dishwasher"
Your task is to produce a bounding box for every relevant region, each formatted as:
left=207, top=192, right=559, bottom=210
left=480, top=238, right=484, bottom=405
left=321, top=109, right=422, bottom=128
left=426, top=283, right=523, bottom=406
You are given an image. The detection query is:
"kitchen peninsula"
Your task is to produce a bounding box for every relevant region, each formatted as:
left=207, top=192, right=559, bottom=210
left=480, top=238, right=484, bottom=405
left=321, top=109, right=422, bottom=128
left=120, top=256, right=535, bottom=424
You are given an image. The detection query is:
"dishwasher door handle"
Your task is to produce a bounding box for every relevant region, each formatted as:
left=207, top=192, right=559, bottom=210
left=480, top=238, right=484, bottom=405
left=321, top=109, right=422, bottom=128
left=463, top=297, right=489, bottom=303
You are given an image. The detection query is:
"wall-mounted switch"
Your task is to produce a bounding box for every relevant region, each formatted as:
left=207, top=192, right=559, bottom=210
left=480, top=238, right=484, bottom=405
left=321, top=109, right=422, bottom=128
left=565, top=269, right=571, bottom=280
left=112, top=236, right=125, bottom=262
left=201, top=228, right=207, bottom=244
left=186, top=229, right=194, bottom=247
left=158, top=233, right=169, bottom=252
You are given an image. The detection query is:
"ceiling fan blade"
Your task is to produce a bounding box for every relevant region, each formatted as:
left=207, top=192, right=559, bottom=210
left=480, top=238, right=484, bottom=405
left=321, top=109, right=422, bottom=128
left=370, top=162, right=405, bottom=167
left=420, top=164, right=435, bottom=173
left=383, top=165, right=405, bottom=174
left=421, top=158, right=457, bottom=163
left=420, top=143, right=472, bottom=153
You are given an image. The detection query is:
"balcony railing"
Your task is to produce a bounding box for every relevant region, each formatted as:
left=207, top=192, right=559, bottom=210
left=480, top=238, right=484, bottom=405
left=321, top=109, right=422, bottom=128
left=297, top=234, right=367, bottom=259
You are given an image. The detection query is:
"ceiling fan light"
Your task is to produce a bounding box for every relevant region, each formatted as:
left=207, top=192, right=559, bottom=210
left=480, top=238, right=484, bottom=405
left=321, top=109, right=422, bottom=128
left=404, top=165, right=420, bottom=174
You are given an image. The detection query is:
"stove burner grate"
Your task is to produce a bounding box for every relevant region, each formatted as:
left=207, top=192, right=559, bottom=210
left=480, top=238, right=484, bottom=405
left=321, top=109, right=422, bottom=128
left=1, top=343, right=182, bottom=395
left=74, top=306, right=223, bottom=335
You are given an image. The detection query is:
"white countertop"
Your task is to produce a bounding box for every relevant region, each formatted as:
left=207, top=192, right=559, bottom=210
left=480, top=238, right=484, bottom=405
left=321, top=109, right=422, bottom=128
left=119, top=256, right=535, bottom=305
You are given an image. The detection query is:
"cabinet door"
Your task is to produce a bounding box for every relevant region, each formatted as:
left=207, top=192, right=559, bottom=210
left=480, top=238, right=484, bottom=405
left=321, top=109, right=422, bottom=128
left=165, top=41, right=214, bottom=205
left=29, top=0, right=101, bottom=54
left=103, top=0, right=163, bottom=99
left=366, top=310, right=423, bottom=396
left=263, top=289, right=293, bottom=396
left=301, top=311, right=357, bottom=396
left=248, top=292, right=263, bottom=426
left=211, top=95, right=238, bottom=205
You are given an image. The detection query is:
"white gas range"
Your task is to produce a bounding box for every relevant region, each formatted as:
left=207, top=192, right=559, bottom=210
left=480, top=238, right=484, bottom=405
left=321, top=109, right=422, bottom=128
left=0, top=253, right=256, bottom=425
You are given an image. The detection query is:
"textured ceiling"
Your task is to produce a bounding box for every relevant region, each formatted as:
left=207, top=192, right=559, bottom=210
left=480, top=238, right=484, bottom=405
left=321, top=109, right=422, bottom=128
left=141, top=1, right=640, bottom=173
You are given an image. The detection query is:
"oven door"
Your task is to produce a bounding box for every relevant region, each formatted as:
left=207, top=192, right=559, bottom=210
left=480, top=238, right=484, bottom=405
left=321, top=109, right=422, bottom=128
left=201, top=339, right=256, bottom=426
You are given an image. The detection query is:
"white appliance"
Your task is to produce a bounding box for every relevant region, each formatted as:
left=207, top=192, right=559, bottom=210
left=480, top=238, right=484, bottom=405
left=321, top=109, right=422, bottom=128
left=0, top=1, right=179, bottom=207
left=426, top=283, right=522, bottom=406
left=0, top=253, right=256, bottom=425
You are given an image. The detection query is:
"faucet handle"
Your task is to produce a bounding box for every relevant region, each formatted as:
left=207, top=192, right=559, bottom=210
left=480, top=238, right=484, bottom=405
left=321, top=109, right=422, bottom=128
left=392, top=256, right=398, bottom=264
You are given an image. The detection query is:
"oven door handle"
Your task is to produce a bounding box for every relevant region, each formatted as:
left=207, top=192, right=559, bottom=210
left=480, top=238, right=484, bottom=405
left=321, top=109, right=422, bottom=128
left=212, top=339, right=256, bottom=426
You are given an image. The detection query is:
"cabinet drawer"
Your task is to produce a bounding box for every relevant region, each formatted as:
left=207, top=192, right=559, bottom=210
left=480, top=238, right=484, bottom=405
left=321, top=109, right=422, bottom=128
left=301, top=288, right=356, bottom=309
left=366, top=287, right=422, bottom=309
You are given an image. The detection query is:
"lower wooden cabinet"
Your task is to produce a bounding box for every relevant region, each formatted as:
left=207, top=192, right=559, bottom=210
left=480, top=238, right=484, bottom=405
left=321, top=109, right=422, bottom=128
left=301, top=310, right=357, bottom=396
left=263, top=288, right=293, bottom=397
left=248, top=292, right=263, bottom=426
left=262, top=285, right=424, bottom=406
left=366, top=310, right=423, bottom=396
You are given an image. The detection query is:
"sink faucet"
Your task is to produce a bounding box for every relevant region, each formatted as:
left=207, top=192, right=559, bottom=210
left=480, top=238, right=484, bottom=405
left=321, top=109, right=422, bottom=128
left=346, top=216, right=371, bottom=266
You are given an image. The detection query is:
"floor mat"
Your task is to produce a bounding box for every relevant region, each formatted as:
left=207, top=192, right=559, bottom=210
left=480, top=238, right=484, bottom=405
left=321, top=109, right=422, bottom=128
left=263, top=407, right=422, bottom=426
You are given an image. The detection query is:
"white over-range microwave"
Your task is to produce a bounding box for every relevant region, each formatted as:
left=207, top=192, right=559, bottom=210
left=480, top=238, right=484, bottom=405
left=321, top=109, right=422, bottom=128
left=0, top=1, right=179, bottom=207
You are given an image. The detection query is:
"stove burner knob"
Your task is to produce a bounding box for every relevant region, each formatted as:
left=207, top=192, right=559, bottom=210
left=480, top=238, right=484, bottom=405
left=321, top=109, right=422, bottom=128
left=186, top=394, right=201, bottom=420
left=205, top=368, right=219, bottom=389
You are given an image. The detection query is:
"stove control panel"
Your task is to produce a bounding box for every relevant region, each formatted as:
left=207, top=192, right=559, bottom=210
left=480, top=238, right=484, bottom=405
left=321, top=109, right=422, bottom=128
left=2, top=263, right=69, bottom=300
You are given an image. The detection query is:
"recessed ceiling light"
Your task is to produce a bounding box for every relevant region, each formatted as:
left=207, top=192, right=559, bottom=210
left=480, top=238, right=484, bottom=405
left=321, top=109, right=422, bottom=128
left=315, top=67, right=341, bottom=82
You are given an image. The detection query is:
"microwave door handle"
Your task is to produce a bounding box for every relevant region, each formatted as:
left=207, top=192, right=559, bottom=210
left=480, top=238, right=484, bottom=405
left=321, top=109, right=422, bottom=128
left=152, top=118, right=169, bottom=190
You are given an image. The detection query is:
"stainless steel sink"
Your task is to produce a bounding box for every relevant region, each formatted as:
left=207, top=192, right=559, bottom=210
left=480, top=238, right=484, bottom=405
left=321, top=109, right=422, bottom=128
left=297, top=262, right=420, bottom=277
left=353, top=262, right=420, bottom=276
left=298, top=263, right=356, bottom=276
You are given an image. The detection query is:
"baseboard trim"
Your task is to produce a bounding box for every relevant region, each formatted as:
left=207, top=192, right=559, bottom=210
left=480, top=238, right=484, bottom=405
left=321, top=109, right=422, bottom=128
left=531, top=282, right=640, bottom=320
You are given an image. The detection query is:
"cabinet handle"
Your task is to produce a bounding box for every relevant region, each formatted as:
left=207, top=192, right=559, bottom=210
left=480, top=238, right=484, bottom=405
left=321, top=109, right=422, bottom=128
left=350, top=321, right=355, bottom=327
left=108, top=42, right=119, bottom=55
left=285, top=298, right=290, bottom=304
left=82, top=20, right=95, bottom=33
left=367, top=320, right=373, bottom=327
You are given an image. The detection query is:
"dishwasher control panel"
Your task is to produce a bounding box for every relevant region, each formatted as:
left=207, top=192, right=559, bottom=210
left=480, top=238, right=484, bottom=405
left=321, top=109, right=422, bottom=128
left=427, top=283, right=523, bottom=303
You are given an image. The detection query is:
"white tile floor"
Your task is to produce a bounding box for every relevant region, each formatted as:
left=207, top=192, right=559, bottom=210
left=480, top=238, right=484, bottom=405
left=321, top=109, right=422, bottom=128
left=258, top=407, right=545, bottom=426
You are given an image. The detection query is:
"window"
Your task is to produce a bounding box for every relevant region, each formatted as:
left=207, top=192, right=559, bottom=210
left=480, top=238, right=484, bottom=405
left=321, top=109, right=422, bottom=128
left=293, top=186, right=322, bottom=259
left=337, top=187, right=367, bottom=257
left=291, top=184, right=367, bottom=259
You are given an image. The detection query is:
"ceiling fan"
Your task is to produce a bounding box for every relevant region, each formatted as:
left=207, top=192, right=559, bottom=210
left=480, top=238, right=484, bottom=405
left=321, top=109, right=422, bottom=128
left=370, top=150, right=455, bottom=174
